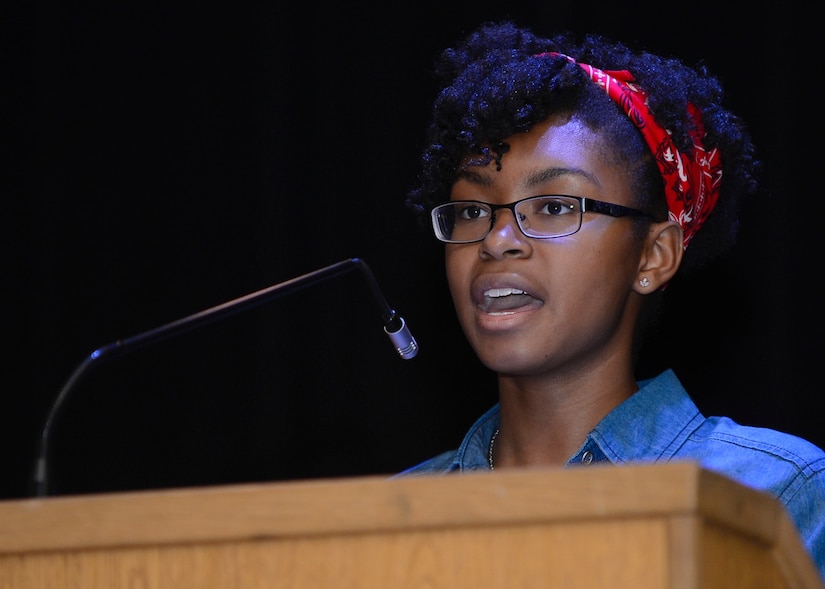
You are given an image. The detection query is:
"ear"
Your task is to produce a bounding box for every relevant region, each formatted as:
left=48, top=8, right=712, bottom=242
left=634, top=221, right=683, bottom=293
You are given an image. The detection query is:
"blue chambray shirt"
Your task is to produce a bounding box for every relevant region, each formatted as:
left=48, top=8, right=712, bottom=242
left=398, top=368, right=825, bottom=581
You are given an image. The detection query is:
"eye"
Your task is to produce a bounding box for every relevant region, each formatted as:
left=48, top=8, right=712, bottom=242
left=457, top=203, right=490, bottom=220
left=536, top=197, right=577, bottom=216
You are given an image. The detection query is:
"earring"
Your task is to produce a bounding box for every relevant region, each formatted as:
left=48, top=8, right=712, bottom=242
left=639, top=276, right=651, bottom=288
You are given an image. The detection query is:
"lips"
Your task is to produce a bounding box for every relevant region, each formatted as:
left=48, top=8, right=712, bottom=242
left=474, top=277, right=544, bottom=315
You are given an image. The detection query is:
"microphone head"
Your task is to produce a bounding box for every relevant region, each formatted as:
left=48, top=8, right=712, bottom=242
left=384, top=316, right=419, bottom=360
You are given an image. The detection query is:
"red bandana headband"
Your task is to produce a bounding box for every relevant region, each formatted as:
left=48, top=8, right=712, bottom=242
left=536, top=52, right=722, bottom=249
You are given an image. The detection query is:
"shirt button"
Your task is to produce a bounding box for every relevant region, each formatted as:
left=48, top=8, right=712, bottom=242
left=581, top=451, right=594, bottom=465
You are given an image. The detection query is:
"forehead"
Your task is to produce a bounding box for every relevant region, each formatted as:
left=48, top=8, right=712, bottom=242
left=456, top=115, right=631, bottom=197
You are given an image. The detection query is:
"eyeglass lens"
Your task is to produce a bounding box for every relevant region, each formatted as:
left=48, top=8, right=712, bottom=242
left=432, top=196, right=584, bottom=243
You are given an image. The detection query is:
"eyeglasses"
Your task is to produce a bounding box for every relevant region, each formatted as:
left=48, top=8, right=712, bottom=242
left=430, top=195, right=652, bottom=244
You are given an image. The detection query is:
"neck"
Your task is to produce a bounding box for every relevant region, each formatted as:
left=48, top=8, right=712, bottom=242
left=493, top=363, right=637, bottom=469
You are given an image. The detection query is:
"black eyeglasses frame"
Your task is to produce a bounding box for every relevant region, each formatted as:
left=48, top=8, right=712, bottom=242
left=430, top=195, right=653, bottom=244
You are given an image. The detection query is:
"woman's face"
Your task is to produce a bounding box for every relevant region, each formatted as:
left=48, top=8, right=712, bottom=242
left=445, top=114, right=645, bottom=377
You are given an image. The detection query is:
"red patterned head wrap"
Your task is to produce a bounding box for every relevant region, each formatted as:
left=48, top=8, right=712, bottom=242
left=536, top=52, right=722, bottom=249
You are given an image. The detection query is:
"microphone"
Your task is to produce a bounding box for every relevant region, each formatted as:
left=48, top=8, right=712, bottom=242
left=31, top=257, right=417, bottom=497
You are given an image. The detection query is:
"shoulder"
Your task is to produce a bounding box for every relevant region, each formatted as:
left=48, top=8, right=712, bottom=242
left=687, top=416, right=825, bottom=500
left=638, top=371, right=825, bottom=480
left=696, top=417, right=825, bottom=468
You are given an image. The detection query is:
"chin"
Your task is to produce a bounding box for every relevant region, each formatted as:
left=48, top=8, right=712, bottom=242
left=474, top=348, right=544, bottom=376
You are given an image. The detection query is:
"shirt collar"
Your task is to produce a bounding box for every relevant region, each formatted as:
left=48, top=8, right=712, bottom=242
left=587, top=368, right=705, bottom=464
left=448, top=369, right=703, bottom=471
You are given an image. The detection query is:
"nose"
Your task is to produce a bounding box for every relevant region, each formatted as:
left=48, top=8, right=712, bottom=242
left=481, top=208, right=531, bottom=258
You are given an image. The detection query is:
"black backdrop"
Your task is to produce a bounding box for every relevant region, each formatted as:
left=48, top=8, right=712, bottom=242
left=5, top=2, right=822, bottom=499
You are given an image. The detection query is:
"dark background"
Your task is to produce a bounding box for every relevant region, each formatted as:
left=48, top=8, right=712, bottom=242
left=4, top=2, right=822, bottom=499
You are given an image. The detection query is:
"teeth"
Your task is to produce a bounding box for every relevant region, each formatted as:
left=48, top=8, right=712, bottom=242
left=484, top=287, right=526, bottom=298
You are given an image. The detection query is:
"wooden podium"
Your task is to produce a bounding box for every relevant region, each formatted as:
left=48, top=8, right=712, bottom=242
left=0, top=462, right=821, bottom=588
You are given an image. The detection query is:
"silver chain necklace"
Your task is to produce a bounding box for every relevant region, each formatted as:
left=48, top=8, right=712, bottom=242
left=488, top=428, right=500, bottom=470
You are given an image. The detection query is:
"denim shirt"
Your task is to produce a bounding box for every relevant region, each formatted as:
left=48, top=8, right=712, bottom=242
left=398, top=369, right=825, bottom=581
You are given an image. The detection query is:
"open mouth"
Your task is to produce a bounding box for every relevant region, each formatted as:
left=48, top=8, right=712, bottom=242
left=479, top=287, right=542, bottom=315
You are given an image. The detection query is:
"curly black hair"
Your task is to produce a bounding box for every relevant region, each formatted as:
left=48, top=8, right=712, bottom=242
left=406, top=21, right=760, bottom=277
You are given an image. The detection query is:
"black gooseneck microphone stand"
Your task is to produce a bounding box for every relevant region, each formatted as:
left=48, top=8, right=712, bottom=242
left=31, top=257, right=418, bottom=497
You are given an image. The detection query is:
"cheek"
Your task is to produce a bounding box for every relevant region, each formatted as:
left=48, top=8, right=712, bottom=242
left=579, top=219, right=641, bottom=270
left=444, top=246, right=473, bottom=305
left=579, top=242, right=642, bottom=304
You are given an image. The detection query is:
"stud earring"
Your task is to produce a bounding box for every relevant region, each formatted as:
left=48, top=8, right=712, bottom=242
left=639, top=276, right=650, bottom=288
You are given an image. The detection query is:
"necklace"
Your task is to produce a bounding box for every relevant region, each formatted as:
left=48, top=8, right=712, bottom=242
left=488, top=428, right=500, bottom=470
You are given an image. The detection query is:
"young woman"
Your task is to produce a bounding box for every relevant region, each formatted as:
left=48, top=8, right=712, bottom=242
left=399, top=21, right=825, bottom=578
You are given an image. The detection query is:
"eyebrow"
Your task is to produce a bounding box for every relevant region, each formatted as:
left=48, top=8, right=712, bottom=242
left=524, top=167, right=602, bottom=190
left=454, top=166, right=602, bottom=190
